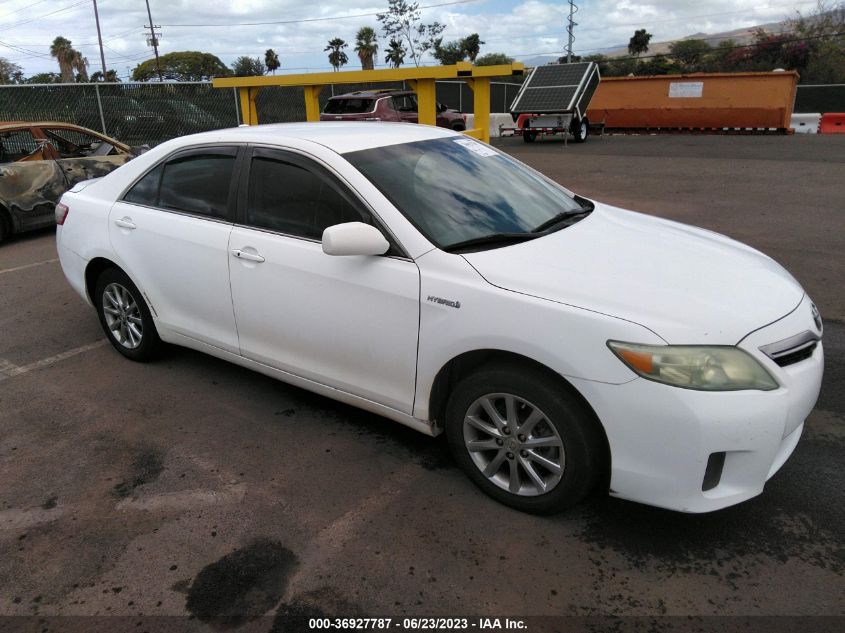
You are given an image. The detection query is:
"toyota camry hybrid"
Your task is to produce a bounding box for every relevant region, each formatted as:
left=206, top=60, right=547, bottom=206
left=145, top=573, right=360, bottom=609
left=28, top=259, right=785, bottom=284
left=56, top=122, right=824, bottom=514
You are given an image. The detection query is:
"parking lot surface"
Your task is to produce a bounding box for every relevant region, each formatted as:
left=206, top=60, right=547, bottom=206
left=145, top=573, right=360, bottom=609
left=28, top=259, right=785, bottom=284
left=0, top=135, right=842, bottom=625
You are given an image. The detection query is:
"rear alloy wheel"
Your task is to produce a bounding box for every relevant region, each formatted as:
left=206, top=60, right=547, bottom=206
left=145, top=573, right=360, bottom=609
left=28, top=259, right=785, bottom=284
left=445, top=365, right=602, bottom=514
left=95, top=268, right=160, bottom=361
left=571, top=117, right=589, bottom=143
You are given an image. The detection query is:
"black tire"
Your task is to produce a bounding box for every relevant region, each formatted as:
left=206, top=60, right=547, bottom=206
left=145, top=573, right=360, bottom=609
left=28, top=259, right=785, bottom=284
left=445, top=364, right=602, bottom=514
left=571, top=116, right=589, bottom=143
left=451, top=123, right=466, bottom=132
left=94, top=267, right=161, bottom=362
left=522, top=121, right=537, bottom=143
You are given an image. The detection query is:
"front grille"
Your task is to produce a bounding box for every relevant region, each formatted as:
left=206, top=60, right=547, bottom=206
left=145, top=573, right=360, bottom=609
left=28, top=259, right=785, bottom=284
left=759, top=330, right=820, bottom=368
left=773, top=342, right=817, bottom=367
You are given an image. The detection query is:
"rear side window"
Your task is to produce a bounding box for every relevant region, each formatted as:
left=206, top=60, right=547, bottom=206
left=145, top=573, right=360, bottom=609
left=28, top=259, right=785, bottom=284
left=323, top=98, right=375, bottom=114
left=246, top=155, right=367, bottom=239
left=124, top=150, right=236, bottom=219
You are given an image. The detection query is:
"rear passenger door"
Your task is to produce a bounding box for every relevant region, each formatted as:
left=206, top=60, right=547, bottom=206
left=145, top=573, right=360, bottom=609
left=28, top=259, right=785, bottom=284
left=109, top=146, right=242, bottom=353
left=227, top=147, right=420, bottom=413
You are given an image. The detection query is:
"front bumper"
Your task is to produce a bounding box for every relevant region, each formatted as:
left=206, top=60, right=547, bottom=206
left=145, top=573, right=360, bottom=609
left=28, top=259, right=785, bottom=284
left=572, top=296, right=823, bottom=513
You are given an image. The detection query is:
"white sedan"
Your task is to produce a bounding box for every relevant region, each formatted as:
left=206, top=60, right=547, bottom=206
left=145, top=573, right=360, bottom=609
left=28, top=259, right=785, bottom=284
left=56, top=123, right=823, bottom=514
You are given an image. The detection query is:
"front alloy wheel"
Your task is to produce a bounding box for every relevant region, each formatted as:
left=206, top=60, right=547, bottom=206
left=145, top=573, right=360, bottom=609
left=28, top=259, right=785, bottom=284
left=464, top=394, right=564, bottom=496
left=445, top=365, right=602, bottom=514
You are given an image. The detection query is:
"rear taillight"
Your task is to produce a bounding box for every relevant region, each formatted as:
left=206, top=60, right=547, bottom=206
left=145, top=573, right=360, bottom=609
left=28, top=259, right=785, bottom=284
left=55, top=202, right=70, bottom=225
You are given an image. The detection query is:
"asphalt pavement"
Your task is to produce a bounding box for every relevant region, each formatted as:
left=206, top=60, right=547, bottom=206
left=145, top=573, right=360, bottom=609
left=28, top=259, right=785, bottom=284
left=0, top=134, right=842, bottom=628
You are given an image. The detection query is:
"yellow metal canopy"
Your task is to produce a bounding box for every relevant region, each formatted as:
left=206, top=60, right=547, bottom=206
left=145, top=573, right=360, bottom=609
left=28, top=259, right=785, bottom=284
left=212, top=62, right=524, bottom=143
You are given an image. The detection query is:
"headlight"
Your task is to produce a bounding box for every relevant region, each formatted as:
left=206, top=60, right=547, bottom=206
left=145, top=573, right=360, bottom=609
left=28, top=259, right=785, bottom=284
left=607, top=341, right=778, bottom=391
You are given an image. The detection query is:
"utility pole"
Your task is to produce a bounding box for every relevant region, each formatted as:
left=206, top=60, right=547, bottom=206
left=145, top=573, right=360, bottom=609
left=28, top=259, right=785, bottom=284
left=143, top=0, right=163, bottom=81
left=566, top=1, right=578, bottom=64
left=92, top=0, right=107, bottom=79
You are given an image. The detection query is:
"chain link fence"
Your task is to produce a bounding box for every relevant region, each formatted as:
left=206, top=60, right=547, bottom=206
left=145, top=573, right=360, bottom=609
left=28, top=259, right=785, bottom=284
left=0, top=80, right=521, bottom=147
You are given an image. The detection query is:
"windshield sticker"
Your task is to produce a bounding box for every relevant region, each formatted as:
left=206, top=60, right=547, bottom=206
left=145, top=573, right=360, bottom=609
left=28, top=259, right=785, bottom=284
left=453, top=138, right=498, bottom=157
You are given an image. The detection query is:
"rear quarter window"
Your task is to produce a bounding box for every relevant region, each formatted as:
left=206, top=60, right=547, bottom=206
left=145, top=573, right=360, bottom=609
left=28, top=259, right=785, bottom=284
left=323, top=98, right=375, bottom=114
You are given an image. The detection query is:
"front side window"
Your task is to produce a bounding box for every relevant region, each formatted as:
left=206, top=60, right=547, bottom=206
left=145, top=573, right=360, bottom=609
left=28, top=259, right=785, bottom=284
left=246, top=153, right=366, bottom=240
left=345, top=137, right=586, bottom=250
left=123, top=150, right=235, bottom=218
left=45, top=128, right=114, bottom=158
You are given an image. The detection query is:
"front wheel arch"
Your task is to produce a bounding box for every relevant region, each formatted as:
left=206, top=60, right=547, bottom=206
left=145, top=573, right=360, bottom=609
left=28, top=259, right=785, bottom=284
left=428, top=349, right=610, bottom=484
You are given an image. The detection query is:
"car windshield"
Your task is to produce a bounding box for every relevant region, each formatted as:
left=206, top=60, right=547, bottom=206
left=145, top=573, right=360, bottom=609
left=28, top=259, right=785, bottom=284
left=324, top=98, right=375, bottom=114
left=344, top=137, right=585, bottom=249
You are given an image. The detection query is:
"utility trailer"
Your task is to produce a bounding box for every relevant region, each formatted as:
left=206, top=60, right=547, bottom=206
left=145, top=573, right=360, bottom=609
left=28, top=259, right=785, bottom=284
left=503, top=61, right=601, bottom=143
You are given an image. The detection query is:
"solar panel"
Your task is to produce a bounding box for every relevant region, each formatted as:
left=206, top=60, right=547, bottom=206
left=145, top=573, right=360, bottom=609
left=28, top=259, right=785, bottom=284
left=510, top=62, right=600, bottom=115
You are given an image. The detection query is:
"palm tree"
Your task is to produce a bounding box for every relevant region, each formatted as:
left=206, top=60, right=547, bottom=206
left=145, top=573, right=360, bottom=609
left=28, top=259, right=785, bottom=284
left=325, top=38, right=348, bottom=72
left=264, top=48, right=280, bottom=74
left=384, top=38, right=405, bottom=69
left=49, top=36, right=75, bottom=82
left=72, top=51, right=88, bottom=82
left=354, top=26, right=378, bottom=70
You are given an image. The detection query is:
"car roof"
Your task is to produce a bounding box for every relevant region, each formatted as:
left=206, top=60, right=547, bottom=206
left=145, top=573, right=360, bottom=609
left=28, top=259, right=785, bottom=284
left=182, top=121, right=457, bottom=154
left=0, top=121, right=129, bottom=149
left=328, top=89, right=411, bottom=99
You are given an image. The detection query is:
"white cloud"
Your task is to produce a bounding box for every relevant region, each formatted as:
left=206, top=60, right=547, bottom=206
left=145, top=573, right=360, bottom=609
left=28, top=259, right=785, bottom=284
left=0, top=0, right=820, bottom=79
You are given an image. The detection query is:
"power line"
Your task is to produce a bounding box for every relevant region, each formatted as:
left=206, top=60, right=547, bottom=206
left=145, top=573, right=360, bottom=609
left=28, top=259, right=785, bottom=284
left=0, top=0, right=53, bottom=19
left=0, top=0, right=90, bottom=34
left=158, top=0, right=479, bottom=28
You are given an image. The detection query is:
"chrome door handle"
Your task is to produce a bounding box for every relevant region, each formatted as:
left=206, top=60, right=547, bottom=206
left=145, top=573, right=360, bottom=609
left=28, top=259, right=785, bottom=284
left=114, top=217, right=136, bottom=230
left=231, top=249, right=265, bottom=263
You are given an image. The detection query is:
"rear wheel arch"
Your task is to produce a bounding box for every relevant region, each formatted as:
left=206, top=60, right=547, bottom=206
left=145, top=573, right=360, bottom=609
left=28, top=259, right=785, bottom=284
left=85, top=258, right=121, bottom=303
left=428, top=349, right=610, bottom=478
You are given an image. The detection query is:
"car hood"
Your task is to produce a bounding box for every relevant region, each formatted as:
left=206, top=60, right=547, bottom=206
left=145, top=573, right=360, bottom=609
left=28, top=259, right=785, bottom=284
left=461, top=202, right=804, bottom=344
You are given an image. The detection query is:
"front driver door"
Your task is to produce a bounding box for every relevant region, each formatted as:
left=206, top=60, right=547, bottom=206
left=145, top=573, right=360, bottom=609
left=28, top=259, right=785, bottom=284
left=228, top=147, right=420, bottom=414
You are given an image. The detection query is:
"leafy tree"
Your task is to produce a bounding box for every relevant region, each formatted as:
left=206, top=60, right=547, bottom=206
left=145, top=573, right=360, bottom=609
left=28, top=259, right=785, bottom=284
left=233, top=56, right=265, bottom=76
left=557, top=54, right=582, bottom=63
left=462, top=33, right=484, bottom=62
left=628, top=29, right=652, bottom=57
left=432, top=39, right=467, bottom=64
left=50, top=36, right=76, bottom=82
left=265, top=48, right=280, bottom=74
left=377, top=0, right=445, bottom=67
left=132, top=51, right=231, bottom=81
left=789, top=1, right=845, bottom=83
left=668, top=38, right=712, bottom=71
left=26, top=72, right=61, bottom=84
left=90, top=69, right=119, bottom=82
left=475, top=52, right=514, bottom=66
left=635, top=54, right=673, bottom=76
left=0, top=58, right=23, bottom=84
left=354, top=27, right=379, bottom=70
left=384, top=38, right=406, bottom=68
left=325, top=38, right=349, bottom=72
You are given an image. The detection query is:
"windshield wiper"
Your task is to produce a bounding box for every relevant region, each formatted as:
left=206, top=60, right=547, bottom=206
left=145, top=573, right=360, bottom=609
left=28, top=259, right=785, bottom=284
left=531, top=201, right=594, bottom=233
left=443, top=232, right=540, bottom=253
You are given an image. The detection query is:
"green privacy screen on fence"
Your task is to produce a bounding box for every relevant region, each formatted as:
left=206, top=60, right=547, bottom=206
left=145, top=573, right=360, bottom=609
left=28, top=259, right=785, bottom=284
left=0, top=81, right=522, bottom=147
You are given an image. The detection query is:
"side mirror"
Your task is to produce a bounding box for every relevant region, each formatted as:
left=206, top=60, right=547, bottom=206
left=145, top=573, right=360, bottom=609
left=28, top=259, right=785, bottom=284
left=322, top=222, right=390, bottom=256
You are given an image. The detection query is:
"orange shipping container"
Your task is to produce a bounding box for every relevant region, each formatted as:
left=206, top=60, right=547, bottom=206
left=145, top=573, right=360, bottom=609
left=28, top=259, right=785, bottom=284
left=586, top=71, right=799, bottom=131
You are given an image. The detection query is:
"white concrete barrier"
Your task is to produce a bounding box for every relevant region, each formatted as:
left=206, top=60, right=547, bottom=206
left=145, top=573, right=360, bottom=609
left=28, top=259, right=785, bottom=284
left=465, top=113, right=515, bottom=138
left=791, top=113, right=820, bottom=134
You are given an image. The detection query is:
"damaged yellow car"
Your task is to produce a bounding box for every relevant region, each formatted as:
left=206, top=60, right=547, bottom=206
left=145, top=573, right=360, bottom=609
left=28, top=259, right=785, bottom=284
left=0, top=122, right=137, bottom=243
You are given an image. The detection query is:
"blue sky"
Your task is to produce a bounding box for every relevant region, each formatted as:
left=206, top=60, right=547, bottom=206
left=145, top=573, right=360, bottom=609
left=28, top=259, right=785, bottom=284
left=0, top=0, right=821, bottom=80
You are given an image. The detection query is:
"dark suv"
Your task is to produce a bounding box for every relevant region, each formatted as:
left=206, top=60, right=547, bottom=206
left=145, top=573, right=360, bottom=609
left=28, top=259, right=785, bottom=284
left=321, top=89, right=466, bottom=130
